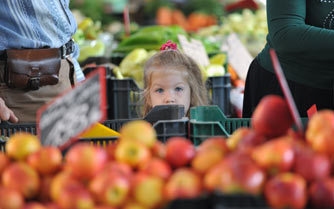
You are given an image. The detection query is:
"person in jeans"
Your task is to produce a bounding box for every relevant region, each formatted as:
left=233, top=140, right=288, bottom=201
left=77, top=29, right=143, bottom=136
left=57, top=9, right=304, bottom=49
left=242, top=0, right=334, bottom=118
left=0, top=0, right=85, bottom=123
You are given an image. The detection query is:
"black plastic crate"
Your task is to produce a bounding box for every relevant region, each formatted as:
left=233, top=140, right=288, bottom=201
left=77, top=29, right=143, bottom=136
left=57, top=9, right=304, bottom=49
left=206, top=74, right=233, bottom=117
left=153, top=118, right=189, bottom=143
left=107, top=78, right=143, bottom=119
left=210, top=192, right=269, bottom=209
left=165, top=194, right=211, bottom=209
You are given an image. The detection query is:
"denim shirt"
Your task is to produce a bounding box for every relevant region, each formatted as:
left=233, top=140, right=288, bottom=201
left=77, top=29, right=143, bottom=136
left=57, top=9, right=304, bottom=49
left=0, top=0, right=85, bottom=82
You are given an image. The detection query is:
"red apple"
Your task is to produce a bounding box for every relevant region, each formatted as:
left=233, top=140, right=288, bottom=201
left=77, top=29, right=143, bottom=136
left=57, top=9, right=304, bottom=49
left=164, top=167, right=202, bottom=201
left=197, top=136, right=229, bottom=153
left=204, top=151, right=266, bottom=195
left=191, top=147, right=225, bottom=175
left=264, top=172, right=307, bottom=209
left=306, top=109, right=334, bottom=156
left=0, top=152, right=9, bottom=174
left=55, top=182, right=95, bottom=209
left=292, top=140, right=331, bottom=182
left=89, top=170, right=130, bottom=207
left=27, top=146, right=63, bottom=176
left=165, top=137, right=196, bottom=168
left=21, top=202, right=47, bottom=209
left=151, top=140, right=167, bottom=159
left=119, top=120, right=157, bottom=148
left=251, top=136, right=295, bottom=175
left=49, top=171, right=83, bottom=202
left=115, top=140, right=152, bottom=169
left=104, top=143, right=118, bottom=161
left=64, top=143, right=108, bottom=182
left=0, top=186, right=24, bottom=209
left=227, top=127, right=267, bottom=152
left=131, top=172, right=165, bottom=209
left=251, top=95, right=294, bottom=139
left=100, top=161, right=133, bottom=181
left=2, top=161, right=40, bottom=199
left=140, top=157, right=172, bottom=180
left=308, top=177, right=334, bottom=208
left=5, top=132, right=41, bottom=161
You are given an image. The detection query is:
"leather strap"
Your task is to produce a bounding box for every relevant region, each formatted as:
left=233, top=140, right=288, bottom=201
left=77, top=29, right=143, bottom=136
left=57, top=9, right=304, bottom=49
left=0, top=39, right=74, bottom=61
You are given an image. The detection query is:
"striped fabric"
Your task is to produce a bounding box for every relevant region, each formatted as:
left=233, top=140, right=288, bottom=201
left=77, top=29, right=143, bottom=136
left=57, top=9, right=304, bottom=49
left=0, top=0, right=85, bottom=82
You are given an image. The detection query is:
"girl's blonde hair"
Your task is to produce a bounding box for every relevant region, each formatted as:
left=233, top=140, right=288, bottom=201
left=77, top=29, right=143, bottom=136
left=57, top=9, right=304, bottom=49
left=142, top=49, right=208, bottom=116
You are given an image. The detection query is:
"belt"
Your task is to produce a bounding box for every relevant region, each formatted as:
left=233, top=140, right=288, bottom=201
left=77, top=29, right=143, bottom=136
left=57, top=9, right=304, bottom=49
left=0, top=39, right=74, bottom=61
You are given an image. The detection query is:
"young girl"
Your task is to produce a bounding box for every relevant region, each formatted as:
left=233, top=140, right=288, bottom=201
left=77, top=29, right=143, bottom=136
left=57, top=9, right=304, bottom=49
left=142, top=40, right=208, bottom=117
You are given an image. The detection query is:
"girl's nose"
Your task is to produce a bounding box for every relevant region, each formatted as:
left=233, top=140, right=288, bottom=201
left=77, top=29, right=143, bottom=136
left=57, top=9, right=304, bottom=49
left=164, top=93, right=176, bottom=104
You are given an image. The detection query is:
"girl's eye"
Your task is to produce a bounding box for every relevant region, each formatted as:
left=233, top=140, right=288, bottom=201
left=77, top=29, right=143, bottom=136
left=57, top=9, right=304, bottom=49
left=155, top=88, right=164, bottom=93
left=175, top=87, right=183, bottom=92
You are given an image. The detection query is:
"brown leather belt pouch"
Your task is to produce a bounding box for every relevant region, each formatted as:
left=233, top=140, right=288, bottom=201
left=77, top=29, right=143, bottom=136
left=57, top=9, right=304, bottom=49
left=5, top=48, right=61, bottom=90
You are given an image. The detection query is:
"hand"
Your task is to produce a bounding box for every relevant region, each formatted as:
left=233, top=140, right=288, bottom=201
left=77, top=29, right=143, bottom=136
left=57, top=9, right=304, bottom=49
left=0, top=98, right=18, bottom=123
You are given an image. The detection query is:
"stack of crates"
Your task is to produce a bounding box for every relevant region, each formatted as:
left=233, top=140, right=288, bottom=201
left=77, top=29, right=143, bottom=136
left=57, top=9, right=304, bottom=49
left=206, top=74, right=233, bottom=117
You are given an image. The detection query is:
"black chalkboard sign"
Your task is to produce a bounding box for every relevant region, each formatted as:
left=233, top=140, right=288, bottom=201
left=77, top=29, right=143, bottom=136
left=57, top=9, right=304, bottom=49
left=36, top=67, right=107, bottom=147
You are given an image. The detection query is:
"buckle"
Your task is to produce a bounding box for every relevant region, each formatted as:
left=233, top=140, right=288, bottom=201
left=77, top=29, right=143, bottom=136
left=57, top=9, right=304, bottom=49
left=60, top=39, right=74, bottom=58
left=29, top=77, right=40, bottom=90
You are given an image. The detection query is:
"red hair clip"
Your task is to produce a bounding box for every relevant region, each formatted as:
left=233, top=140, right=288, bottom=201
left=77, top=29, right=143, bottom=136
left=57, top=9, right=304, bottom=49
left=160, top=40, right=177, bottom=51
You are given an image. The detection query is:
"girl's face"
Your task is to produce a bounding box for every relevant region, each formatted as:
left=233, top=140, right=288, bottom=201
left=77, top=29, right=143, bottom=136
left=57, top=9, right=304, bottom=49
left=148, top=70, right=191, bottom=114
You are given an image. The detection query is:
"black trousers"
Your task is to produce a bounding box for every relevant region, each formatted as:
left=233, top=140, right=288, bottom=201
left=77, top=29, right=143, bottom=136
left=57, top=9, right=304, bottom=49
left=242, top=58, right=334, bottom=118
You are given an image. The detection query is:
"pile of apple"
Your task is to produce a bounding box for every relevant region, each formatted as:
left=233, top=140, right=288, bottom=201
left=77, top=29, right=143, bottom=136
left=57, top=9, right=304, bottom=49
left=1, top=94, right=334, bottom=209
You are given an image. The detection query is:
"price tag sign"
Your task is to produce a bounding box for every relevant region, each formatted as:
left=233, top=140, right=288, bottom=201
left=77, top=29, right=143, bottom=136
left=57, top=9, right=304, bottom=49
left=221, top=33, right=253, bottom=81
left=178, top=34, right=210, bottom=67
left=37, top=67, right=107, bottom=147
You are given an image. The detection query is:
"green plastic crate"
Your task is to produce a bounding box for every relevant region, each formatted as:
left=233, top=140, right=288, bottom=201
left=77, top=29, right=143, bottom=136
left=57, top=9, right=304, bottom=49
left=189, top=105, right=251, bottom=145
left=189, top=105, right=309, bottom=145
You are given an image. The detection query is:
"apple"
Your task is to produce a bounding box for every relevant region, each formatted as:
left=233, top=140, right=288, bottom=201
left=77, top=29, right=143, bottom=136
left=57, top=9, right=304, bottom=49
left=64, top=142, right=108, bottom=182
left=44, top=202, right=59, bottom=209
left=204, top=151, right=266, bottom=195
left=140, top=157, right=172, bottom=180
left=164, top=167, right=202, bottom=201
left=197, top=136, right=229, bottom=153
left=191, top=147, right=225, bottom=175
left=251, top=136, right=295, bottom=175
left=0, top=152, right=9, bottom=174
left=306, top=109, right=334, bottom=156
left=292, top=139, right=331, bottom=182
left=308, top=177, right=334, bottom=208
left=119, top=120, right=157, bottom=148
left=151, top=140, right=167, bottom=159
left=226, top=127, right=266, bottom=152
left=104, top=143, right=118, bottom=161
left=21, top=202, right=47, bottom=209
left=131, top=172, right=165, bottom=209
left=100, top=161, right=133, bottom=181
left=0, top=186, right=24, bottom=209
left=251, top=95, right=294, bottom=139
left=115, top=140, right=152, bottom=169
left=264, top=172, right=307, bottom=209
left=122, top=200, right=147, bottom=209
left=5, top=132, right=41, bottom=161
left=94, top=205, right=117, bottom=209
left=2, top=161, right=40, bottom=199
left=55, top=182, right=95, bottom=209
left=49, top=171, right=83, bottom=202
left=89, top=170, right=130, bottom=207
left=27, top=146, right=63, bottom=176
left=165, top=137, right=196, bottom=168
